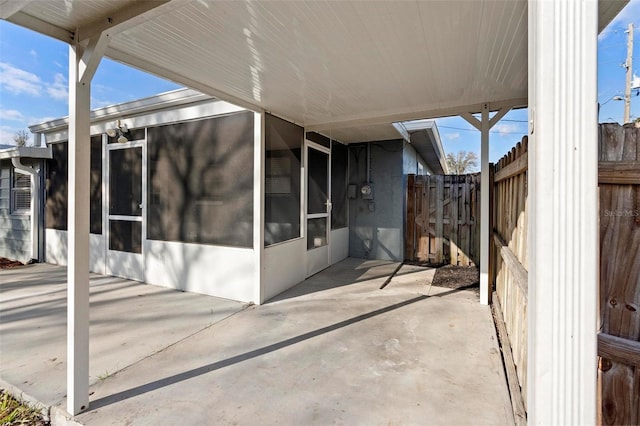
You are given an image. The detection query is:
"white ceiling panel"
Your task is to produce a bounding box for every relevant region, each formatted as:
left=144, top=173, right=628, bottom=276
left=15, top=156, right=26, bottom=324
left=5, top=0, right=628, bottom=143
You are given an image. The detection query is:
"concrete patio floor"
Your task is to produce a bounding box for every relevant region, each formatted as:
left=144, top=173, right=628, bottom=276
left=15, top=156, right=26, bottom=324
left=0, top=258, right=513, bottom=425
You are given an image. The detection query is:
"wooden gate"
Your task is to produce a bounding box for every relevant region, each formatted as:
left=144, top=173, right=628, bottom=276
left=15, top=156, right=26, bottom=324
left=405, top=173, right=480, bottom=265
left=598, top=123, right=640, bottom=425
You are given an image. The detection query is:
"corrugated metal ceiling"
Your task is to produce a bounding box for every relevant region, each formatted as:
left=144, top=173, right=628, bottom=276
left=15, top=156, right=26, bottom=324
left=4, top=0, right=627, bottom=143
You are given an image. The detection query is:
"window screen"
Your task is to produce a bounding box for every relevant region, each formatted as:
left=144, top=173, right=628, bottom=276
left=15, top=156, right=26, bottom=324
left=331, top=141, right=348, bottom=229
left=11, top=171, right=30, bottom=213
left=147, top=111, right=254, bottom=247
left=46, top=142, right=68, bottom=230
left=265, top=114, right=303, bottom=246
left=46, top=139, right=103, bottom=233
left=90, top=136, right=102, bottom=234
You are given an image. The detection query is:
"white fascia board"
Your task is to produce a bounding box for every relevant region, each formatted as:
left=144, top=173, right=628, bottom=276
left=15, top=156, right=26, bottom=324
left=0, top=145, right=53, bottom=159
left=42, top=99, right=246, bottom=144
left=391, top=122, right=411, bottom=142
left=424, top=124, right=448, bottom=174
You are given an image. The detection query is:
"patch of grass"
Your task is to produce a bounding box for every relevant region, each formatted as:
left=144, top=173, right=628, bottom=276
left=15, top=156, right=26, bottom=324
left=97, top=370, right=110, bottom=381
left=0, top=389, right=48, bottom=425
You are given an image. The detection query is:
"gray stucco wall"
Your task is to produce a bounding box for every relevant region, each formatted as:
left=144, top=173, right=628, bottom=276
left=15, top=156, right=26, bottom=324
left=347, top=140, right=431, bottom=262
left=348, top=140, right=404, bottom=261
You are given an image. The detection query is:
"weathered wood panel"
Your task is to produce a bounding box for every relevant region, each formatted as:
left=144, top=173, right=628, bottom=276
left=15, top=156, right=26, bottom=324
left=492, top=136, right=529, bottom=411
left=405, top=173, right=480, bottom=266
left=598, top=123, right=640, bottom=426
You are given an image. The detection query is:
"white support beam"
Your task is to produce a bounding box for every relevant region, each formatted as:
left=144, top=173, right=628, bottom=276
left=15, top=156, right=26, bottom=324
left=462, top=102, right=515, bottom=307
left=8, top=11, right=74, bottom=42
left=75, top=0, right=189, bottom=42
left=489, top=106, right=512, bottom=128
left=460, top=112, right=481, bottom=131
left=479, top=104, right=490, bottom=306
left=0, top=0, right=35, bottom=19
left=79, top=32, right=110, bottom=85
left=67, top=36, right=105, bottom=415
left=528, top=0, right=598, bottom=424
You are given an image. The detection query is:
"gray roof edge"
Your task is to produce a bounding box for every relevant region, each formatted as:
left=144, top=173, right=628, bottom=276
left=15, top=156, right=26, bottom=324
left=28, top=88, right=214, bottom=133
left=396, top=120, right=449, bottom=174
left=0, top=145, right=53, bottom=160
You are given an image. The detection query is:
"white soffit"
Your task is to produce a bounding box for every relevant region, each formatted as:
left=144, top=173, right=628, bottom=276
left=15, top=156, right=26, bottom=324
left=5, top=0, right=627, bottom=142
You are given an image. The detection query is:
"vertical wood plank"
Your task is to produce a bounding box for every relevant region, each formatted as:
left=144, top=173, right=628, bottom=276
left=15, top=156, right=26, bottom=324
left=435, top=175, right=444, bottom=264
left=406, top=174, right=415, bottom=261
left=450, top=175, right=459, bottom=265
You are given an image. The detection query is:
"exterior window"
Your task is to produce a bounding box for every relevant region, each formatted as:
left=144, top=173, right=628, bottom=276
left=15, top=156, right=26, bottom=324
left=11, top=171, right=30, bottom=214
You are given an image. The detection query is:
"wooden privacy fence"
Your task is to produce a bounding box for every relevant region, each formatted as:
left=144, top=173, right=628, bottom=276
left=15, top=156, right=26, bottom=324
left=405, top=174, right=479, bottom=266
left=598, top=123, right=640, bottom=425
left=491, top=136, right=529, bottom=425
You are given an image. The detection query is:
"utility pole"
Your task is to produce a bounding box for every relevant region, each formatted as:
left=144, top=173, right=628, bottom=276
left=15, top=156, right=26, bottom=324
left=624, top=23, right=634, bottom=123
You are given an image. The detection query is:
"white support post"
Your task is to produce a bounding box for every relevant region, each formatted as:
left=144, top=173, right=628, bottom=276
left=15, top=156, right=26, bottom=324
left=479, top=104, right=490, bottom=305
left=462, top=103, right=503, bottom=306
left=67, top=41, right=91, bottom=416
left=67, top=34, right=105, bottom=415
left=528, top=1, right=598, bottom=424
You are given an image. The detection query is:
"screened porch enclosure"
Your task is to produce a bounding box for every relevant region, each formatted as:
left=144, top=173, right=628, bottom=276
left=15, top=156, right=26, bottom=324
left=40, top=100, right=351, bottom=304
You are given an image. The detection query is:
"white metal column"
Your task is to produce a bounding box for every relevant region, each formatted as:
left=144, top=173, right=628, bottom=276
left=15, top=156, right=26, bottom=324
left=67, top=31, right=107, bottom=414
left=67, top=41, right=92, bottom=416
left=462, top=104, right=512, bottom=306
left=528, top=1, right=599, bottom=424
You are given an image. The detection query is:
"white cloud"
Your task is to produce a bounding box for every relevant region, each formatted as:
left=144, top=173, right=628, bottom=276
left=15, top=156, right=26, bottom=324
left=29, top=49, right=37, bottom=59
left=0, top=62, right=42, bottom=96
left=446, top=132, right=460, bottom=141
left=0, top=125, right=22, bottom=146
left=633, top=73, right=640, bottom=89
left=46, top=73, right=68, bottom=100
left=494, top=123, right=520, bottom=137
left=0, top=109, right=25, bottom=121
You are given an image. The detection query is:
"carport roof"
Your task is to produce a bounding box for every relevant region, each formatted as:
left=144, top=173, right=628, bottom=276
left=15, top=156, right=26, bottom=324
left=2, top=0, right=626, bottom=143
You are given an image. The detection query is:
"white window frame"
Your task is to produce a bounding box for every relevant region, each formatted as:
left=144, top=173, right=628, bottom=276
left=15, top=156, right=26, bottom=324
left=10, top=168, right=31, bottom=215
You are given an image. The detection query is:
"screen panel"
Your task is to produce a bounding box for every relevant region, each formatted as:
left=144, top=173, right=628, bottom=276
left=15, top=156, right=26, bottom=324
left=147, top=111, right=254, bottom=247
left=264, top=114, right=303, bottom=246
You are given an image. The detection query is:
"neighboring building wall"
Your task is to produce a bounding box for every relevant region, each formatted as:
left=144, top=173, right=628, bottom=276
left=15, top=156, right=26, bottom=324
left=348, top=140, right=405, bottom=261
left=403, top=142, right=428, bottom=176
left=0, top=159, right=44, bottom=263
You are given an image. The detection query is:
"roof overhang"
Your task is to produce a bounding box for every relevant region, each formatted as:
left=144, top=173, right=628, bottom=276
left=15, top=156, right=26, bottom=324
left=0, top=144, right=53, bottom=160
left=394, top=121, right=448, bottom=174
left=28, top=88, right=213, bottom=133
left=2, top=0, right=629, bottom=143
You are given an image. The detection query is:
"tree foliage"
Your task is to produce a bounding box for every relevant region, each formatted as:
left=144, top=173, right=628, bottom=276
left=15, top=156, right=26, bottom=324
left=446, top=150, right=478, bottom=174
left=13, top=129, right=30, bottom=147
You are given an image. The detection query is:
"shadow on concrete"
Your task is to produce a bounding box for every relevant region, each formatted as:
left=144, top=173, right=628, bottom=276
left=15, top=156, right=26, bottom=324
left=89, top=284, right=475, bottom=411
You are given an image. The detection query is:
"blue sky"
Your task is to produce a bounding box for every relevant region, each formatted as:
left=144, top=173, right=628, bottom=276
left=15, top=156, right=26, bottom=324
left=1, top=1, right=639, bottom=165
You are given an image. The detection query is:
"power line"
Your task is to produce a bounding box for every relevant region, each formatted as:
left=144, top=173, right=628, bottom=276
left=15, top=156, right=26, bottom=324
left=438, top=125, right=526, bottom=135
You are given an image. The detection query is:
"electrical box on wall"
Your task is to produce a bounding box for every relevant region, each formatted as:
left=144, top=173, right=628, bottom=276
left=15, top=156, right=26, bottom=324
left=348, top=184, right=357, bottom=199
left=361, top=183, right=374, bottom=200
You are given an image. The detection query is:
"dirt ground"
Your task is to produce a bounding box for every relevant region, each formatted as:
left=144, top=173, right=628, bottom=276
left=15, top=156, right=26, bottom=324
left=432, top=264, right=480, bottom=294
left=0, top=257, right=24, bottom=269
